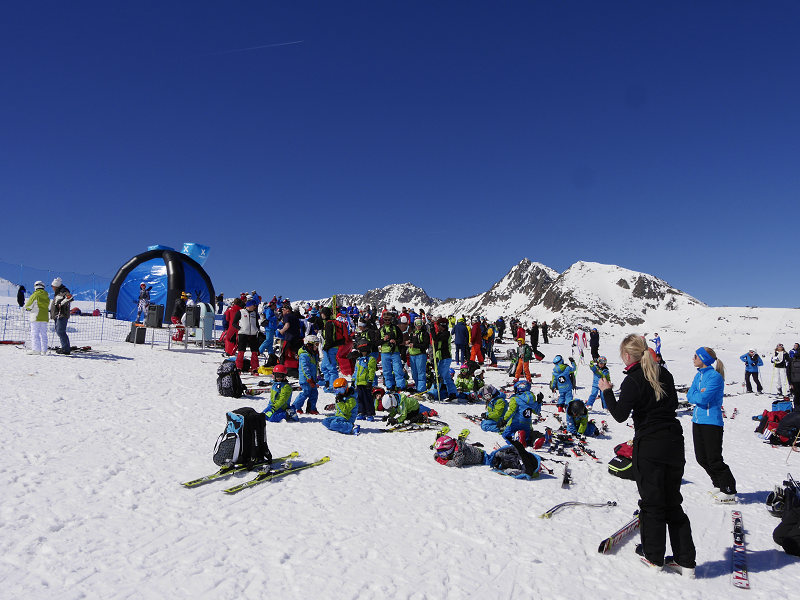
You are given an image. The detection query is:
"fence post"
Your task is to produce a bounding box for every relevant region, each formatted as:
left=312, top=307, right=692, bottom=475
left=20, top=264, right=23, bottom=288
left=2, top=305, right=7, bottom=342
left=93, top=273, right=96, bottom=312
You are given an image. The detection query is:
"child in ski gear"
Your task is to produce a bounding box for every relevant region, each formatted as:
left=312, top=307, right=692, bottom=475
left=772, top=344, right=790, bottom=396
left=740, top=349, right=764, bottom=394
left=432, top=317, right=457, bottom=400
left=454, top=365, right=475, bottom=400
left=135, top=283, right=152, bottom=323
left=379, top=314, right=407, bottom=391
left=171, top=292, right=187, bottom=342
left=688, top=347, right=737, bottom=502
left=292, top=335, right=320, bottom=414
left=600, top=334, right=695, bottom=570
left=233, top=300, right=261, bottom=373
left=479, top=385, right=507, bottom=433
left=433, top=435, right=489, bottom=467
left=487, top=441, right=542, bottom=479
left=551, top=355, right=576, bottom=411
left=354, top=342, right=377, bottom=420
left=24, top=281, right=50, bottom=354
left=500, top=380, right=540, bottom=445
left=262, top=365, right=297, bottom=422
left=514, top=337, right=534, bottom=383
left=322, top=378, right=360, bottom=435
left=586, top=357, right=611, bottom=409
left=566, top=399, right=598, bottom=437
left=383, top=392, right=421, bottom=425
left=50, top=278, right=73, bottom=353
left=407, top=318, right=429, bottom=392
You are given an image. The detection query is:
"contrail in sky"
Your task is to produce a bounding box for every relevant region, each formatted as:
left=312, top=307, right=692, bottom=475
left=199, top=40, right=304, bottom=58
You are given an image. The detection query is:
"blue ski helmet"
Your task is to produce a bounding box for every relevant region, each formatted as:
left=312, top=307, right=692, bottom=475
left=514, top=380, right=531, bottom=393
left=553, top=355, right=564, bottom=365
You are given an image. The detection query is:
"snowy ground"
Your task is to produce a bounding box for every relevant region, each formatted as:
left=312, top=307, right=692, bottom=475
left=2, top=327, right=800, bottom=599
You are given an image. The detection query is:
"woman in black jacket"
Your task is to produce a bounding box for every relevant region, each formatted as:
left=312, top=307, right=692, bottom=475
left=599, top=334, right=696, bottom=576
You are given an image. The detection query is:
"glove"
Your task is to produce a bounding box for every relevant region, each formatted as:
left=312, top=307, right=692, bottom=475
left=387, top=417, right=397, bottom=426
left=569, top=357, right=576, bottom=364
left=498, top=420, right=506, bottom=430
left=480, top=412, right=487, bottom=419
left=307, top=379, right=316, bottom=387
left=324, top=403, right=335, bottom=411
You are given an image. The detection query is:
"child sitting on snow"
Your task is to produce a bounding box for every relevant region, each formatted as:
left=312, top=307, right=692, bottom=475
left=487, top=441, right=542, bottom=479
left=479, top=385, right=507, bottom=433
left=565, top=399, right=598, bottom=438
left=321, top=378, right=360, bottom=436
left=262, top=364, right=298, bottom=422
left=454, top=365, right=476, bottom=401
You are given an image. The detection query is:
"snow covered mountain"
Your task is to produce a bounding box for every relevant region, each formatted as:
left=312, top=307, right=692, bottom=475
left=297, top=283, right=440, bottom=313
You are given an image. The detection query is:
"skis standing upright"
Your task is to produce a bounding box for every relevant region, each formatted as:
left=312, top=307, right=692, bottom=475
left=561, top=461, right=571, bottom=488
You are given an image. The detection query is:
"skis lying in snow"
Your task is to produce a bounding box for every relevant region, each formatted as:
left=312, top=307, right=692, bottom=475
left=223, top=456, right=331, bottom=494
left=539, top=500, right=616, bottom=519
left=181, top=452, right=300, bottom=488
left=459, top=413, right=483, bottom=424
left=598, top=511, right=641, bottom=554
left=731, top=510, right=750, bottom=589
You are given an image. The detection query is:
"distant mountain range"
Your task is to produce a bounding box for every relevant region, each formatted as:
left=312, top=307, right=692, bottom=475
left=299, top=258, right=706, bottom=333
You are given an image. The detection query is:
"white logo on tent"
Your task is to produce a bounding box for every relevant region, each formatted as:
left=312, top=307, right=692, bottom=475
left=183, top=244, right=190, bottom=253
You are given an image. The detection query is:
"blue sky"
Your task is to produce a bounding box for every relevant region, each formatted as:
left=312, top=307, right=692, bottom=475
left=1, top=2, right=798, bottom=307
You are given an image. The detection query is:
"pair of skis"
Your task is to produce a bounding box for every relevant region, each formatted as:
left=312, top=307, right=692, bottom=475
left=180, top=452, right=330, bottom=494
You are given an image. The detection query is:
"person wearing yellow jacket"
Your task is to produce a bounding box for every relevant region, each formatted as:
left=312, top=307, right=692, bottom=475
left=322, top=378, right=360, bottom=435
left=24, top=281, right=50, bottom=355
left=383, top=392, right=421, bottom=426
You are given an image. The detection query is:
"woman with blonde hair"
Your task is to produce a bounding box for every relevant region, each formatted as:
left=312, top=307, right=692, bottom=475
left=599, top=334, right=695, bottom=576
left=688, top=347, right=737, bottom=503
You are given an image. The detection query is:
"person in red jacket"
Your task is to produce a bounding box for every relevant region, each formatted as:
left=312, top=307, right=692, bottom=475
left=221, top=298, right=244, bottom=356
left=470, top=317, right=484, bottom=363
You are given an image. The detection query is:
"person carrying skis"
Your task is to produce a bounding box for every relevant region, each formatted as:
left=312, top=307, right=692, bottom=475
left=514, top=336, right=534, bottom=383
left=566, top=399, right=598, bottom=438
left=23, top=281, right=50, bottom=355
left=135, top=282, right=152, bottom=323
left=586, top=356, right=611, bottom=410
left=572, top=327, right=587, bottom=362
left=550, top=355, right=577, bottom=412
left=688, top=347, right=737, bottom=504
left=262, top=364, right=298, bottom=422
left=50, top=277, right=73, bottom=353
left=354, top=342, right=377, bottom=421
left=433, top=434, right=489, bottom=467
left=479, top=385, right=507, bottom=433
left=740, top=348, right=764, bottom=394
left=379, top=314, right=407, bottom=391
left=499, top=380, right=540, bottom=446
left=407, top=318, right=430, bottom=392
left=322, top=378, right=360, bottom=435
left=292, top=335, right=320, bottom=414
left=599, top=334, right=696, bottom=574
left=232, top=299, right=261, bottom=373
left=383, top=392, right=421, bottom=426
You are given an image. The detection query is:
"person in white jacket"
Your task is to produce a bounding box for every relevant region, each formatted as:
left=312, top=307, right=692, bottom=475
left=24, top=281, right=50, bottom=355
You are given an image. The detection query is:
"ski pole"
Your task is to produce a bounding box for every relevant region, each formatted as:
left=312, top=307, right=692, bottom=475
left=770, top=365, right=775, bottom=394
left=787, top=431, right=800, bottom=465
left=430, top=328, right=441, bottom=401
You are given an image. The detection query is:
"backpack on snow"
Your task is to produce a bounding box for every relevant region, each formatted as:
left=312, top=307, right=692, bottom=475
left=212, top=407, right=271, bottom=468
left=608, top=441, right=635, bottom=480
left=217, top=361, right=246, bottom=398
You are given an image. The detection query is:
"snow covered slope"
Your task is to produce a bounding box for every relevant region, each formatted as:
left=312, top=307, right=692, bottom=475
left=2, top=322, right=800, bottom=599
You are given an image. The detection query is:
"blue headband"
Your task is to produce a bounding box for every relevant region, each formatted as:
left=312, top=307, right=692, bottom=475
left=695, top=347, right=715, bottom=366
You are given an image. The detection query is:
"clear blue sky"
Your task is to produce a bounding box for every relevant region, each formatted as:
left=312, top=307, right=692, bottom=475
left=1, top=2, right=798, bottom=307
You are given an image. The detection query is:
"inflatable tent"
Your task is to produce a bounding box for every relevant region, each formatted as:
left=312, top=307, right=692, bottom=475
left=105, top=249, right=215, bottom=323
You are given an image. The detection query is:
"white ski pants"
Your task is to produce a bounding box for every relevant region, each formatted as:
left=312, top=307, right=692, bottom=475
left=30, top=321, right=49, bottom=352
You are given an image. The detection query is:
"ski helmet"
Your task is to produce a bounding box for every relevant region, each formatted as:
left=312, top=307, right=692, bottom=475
left=414, top=318, right=423, bottom=327
left=460, top=365, right=470, bottom=373
left=140, top=282, right=146, bottom=288
left=371, top=387, right=385, bottom=399
left=514, top=380, right=531, bottom=393
left=479, top=385, right=497, bottom=401
left=383, top=393, right=399, bottom=410
left=568, top=400, right=586, bottom=418
left=449, top=368, right=455, bottom=377
left=333, top=377, right=348, bottom=390
left=517, top=337, right=525, bottom=343
left=34, top=281, right=45, bottom=290
left=553, top=355, right=564, bottom=365
left=597, top=356, right=607, bottom=365
left=273, top=364, right=288, bottom=379
left=304, top=334, right=319, bottom=346
left=434, top=435, right=456, bottom=455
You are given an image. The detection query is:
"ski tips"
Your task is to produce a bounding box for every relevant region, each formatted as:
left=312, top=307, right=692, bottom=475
left=320, top=456, right=331, bottom=463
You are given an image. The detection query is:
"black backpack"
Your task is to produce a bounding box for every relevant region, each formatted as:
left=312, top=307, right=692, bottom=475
left=791, top=358, right=800, bottom=384
left=217, top=361, right=246, bottom=398
left=212, top=407, right=271, bottom=468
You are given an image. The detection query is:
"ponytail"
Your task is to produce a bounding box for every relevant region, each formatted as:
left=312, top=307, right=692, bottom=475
left=620, top=334, right=666, bottom=401
left=702, top=347, right=725, bottom=380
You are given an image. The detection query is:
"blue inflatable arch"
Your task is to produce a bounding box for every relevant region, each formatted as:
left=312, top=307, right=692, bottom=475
left=105, top=249, right=216, bottom=323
